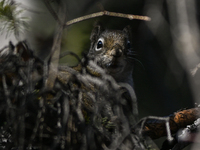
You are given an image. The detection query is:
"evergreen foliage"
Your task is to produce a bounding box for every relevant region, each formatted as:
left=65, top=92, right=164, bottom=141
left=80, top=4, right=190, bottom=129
left=0, top=0, right=29, bottom=39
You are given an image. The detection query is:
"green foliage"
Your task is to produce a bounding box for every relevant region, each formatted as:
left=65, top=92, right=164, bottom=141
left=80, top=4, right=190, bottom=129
left=0, top=0, right=29, bottom=39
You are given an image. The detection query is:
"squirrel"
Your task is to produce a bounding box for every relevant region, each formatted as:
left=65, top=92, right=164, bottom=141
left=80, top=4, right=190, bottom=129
left=87, top=23, right=134, bottom=87
left=58, top=23, right=135, bottom=88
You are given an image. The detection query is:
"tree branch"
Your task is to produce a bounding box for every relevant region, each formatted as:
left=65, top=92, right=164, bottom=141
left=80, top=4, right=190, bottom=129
left=65, top=11, right=151, bottom=27
left=44, top=0, right=66, bottom=89
left=140, top=107, right=200, bottom=139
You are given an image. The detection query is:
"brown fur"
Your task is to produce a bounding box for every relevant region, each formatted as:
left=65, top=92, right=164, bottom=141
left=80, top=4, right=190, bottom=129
left=88, top=24, right=134, bottom=87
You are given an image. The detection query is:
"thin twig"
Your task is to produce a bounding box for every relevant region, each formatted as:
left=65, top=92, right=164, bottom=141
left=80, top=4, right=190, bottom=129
left=43, top=0, right=62, bottom=25
left=59, top=51, right=81, bottom=62
left=119, top=83, right=138, bottom=118
left=137, top=116, right=173, bottom=141
left=65, top=10, right=151, bottom=27
left=191, top=63, right=200, bottom=76
left=45, top=24, right=64, bottom=89
left=45, top=0, right=66, bottom=89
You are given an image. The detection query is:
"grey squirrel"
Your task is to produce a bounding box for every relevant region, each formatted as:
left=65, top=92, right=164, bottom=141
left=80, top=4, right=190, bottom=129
left=87, top=23, right=134, bottom=87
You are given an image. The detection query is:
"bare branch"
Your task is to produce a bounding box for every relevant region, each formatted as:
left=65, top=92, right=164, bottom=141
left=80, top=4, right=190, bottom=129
left=45, top=24, right=64, bottom=89
left=65, top=11, right=151, bottom=27
left=140, top=108, right=200, bottom=139
left=43, top=0, right=62, bottom=25
left=191, top=63, right=200, bottom=76
left=45, top=0, right=66, bottom=89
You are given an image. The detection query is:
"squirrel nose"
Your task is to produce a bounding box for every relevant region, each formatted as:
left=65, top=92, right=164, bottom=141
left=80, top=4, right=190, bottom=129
left=111, top=45, right=123, bottom=57
left=111, top=44, right=123, bottom=57
left=111, top=49, right=122, bottom=57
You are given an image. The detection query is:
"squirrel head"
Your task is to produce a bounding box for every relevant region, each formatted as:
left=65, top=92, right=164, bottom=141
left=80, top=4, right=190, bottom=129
left=88, top=23, right=133, bottom=75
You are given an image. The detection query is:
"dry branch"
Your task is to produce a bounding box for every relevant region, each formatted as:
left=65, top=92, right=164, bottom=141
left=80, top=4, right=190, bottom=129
left=43, top=0, right=62, bottom=25
left=44, top=0, right=66, bottom=90
left=141, top=107, right=200, bottom=139
left=191, top=63, right=200, bottom=76
left=65, top=11, right=151, bottom=26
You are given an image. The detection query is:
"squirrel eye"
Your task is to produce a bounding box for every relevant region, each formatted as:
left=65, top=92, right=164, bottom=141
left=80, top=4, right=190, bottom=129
left=95, top=38, right=104, bottom=51
left=126, top=40, right=131, bottom=49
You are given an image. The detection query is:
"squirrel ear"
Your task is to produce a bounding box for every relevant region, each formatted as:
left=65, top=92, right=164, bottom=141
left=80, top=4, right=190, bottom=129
left=123, top=25, right=132, bottom=38
left=90, top=22, right=104, bottom=42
